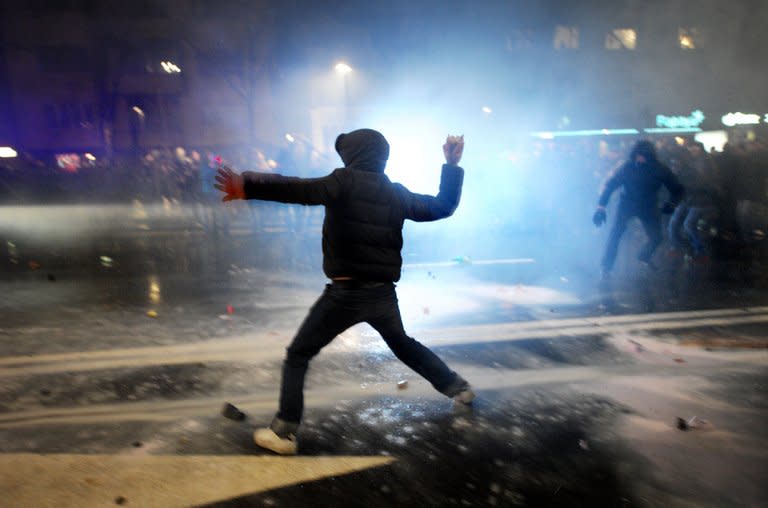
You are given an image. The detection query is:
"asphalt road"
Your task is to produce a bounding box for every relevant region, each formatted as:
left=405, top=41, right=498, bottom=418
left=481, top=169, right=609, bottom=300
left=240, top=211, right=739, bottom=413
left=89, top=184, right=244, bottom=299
left=1, top=205, right=767, bottom=507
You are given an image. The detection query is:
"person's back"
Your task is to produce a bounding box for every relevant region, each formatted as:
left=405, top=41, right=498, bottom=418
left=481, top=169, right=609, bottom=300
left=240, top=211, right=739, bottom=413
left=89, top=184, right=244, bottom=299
left=240, top=128, right=464, bottom=282
left=214, top=129, right=472, bottom=455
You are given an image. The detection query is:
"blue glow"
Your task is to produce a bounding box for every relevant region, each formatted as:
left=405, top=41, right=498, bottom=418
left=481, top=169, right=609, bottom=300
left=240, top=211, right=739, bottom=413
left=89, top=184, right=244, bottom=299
left=643, top=127, right=703, bottom=134
left=531, top=129, right=639, bottom=138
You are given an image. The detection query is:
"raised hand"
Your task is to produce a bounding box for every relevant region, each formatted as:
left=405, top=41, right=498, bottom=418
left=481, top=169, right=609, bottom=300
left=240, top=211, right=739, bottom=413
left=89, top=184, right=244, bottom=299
left=214, top=165, right=246, bottom=202
left=593, top=207, right=607, bottom=227
left=443, top=135, right=464, bottom=165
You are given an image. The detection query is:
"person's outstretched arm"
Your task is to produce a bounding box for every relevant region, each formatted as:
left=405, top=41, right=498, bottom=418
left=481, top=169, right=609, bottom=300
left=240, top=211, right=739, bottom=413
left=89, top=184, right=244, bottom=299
left=597, top=164, right=626, bottom=208
left=593, top=163, right=626, bottom=226
left=215, top=165, right=343, bottom=205
left=399, top=135, right=465, bottom=222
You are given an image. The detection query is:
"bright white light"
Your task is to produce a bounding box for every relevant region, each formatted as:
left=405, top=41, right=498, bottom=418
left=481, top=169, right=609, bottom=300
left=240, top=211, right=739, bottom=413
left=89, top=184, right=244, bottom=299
left=132, top=106, right=145, bottom=117
left=0, top=146, right=18, bottom=158
left=85, top=153, right=96, bottom=161
left=160, top=61, right=181, bottom=74
left=674, top=136, right=685, bottom=146
left=334, top=62, right=352, bottom=74
left=481, top=106, right=492, bottom=114
left=695, top=130, right=728, bottom=152
left=285, top=134, right=295, bottom=143
left=721, top=112, right=760, bottom=127
left=537, top=132, right=555, bottom=140
left=371, top=120, right=442, bottom=193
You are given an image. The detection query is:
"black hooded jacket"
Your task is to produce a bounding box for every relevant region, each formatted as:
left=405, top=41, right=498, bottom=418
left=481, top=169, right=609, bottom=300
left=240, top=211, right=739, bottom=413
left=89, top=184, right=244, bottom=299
left=598, top=140, right=684, bottom=212
left=242, top=129, right=464, bottom=282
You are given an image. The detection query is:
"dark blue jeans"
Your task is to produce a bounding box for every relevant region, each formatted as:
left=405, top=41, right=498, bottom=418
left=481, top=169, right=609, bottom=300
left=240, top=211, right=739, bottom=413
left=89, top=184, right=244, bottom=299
left=601, top=203, right=662, bottom=272
left=275, top=281, right=465, bottom=427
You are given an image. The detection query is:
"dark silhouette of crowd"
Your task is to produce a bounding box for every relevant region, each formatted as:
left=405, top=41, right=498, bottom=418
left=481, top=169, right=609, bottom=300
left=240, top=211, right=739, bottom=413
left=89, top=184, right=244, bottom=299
left=0, top=136, right=766, bottom=275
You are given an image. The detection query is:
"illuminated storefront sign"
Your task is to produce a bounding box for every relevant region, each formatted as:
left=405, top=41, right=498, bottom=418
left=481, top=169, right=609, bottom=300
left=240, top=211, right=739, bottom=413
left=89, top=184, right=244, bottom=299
left=721, top=112, right=762, bottom=127
left=656, top=110, right=705, bottom=129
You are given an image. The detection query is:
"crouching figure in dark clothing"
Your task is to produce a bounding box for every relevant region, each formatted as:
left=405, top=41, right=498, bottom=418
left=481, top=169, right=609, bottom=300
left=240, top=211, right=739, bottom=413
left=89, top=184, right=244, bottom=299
left=215, top=129, right=473, bottom=454
left=592, top=140, right=684, bottom=280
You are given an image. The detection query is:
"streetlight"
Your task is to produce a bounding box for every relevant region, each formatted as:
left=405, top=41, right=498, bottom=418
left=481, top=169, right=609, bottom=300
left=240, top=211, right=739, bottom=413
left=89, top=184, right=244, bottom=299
left=334, top=62, right=352, bottom=126
left=334, top=62, right=352, bottom=75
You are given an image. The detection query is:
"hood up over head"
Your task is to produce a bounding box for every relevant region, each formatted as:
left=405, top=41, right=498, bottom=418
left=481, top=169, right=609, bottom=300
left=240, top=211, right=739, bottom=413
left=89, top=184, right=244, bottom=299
left=335, top=128, right=390, bottom=173
left=629, top=139, right=659, bottom=165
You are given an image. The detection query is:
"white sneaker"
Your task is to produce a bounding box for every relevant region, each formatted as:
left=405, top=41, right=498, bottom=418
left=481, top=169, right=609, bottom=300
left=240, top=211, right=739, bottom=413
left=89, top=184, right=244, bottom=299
left=453, top=388, right=475, bottom=405
left=254, top=428, right=297, bottom=455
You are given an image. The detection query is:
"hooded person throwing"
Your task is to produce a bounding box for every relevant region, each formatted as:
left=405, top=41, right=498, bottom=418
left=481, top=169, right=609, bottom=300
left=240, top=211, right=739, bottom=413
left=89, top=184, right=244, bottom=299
left=592, top=140, right=684, bottom=280
left=215, top=129, right=474, bottom=455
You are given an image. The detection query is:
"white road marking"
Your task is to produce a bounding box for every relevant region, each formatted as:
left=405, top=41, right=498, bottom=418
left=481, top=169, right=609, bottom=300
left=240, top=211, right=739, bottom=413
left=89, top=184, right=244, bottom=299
left=0, top=453, right=395, bottom=508
left=1, top=307, right=767, bottom=377
left=403, top=257, right=535, bottom=268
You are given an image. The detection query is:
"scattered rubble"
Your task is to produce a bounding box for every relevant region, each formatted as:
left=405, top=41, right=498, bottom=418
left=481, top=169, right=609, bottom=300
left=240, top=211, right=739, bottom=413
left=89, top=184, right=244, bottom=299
left=676, top=416, right=712, bottom=431
left=221, top=402, right=246, bottom=421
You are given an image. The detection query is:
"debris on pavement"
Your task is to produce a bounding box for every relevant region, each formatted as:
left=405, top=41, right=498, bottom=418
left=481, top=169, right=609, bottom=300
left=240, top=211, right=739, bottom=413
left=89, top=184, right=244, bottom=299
left=397, top=380, right=409, bottom=390
left=578, top=439, right=589, bottom=450
left=146, top=310, right=158, bottom=318
left=221, top=402, right=246, bottom=421
left=226, top=305, right=235, bottom=314
left=132, top=441, right=142, bottom=448
left=100, top=255, right=113, bottom=268
left=674, top=358, right=686, bottom=363
left=47, top=273, right=56, bottom=282
left=676, top=416, right=712, bottom=431
left=114, top=496, right=127, bottom=505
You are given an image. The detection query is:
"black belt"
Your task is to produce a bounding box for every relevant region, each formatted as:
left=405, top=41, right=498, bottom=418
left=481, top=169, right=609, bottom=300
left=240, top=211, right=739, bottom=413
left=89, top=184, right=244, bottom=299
left=331, top=280, right=390, bottom=289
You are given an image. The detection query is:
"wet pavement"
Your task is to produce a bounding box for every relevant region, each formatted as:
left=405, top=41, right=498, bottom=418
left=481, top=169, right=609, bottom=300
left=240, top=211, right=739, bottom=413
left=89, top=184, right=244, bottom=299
left=1, top=204, right=767, bottom=507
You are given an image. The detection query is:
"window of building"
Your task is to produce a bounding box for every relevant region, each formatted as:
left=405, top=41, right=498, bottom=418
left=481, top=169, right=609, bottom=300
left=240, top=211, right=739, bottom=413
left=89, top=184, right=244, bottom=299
left=120, top=41, right=179, bottom=74
left=553, top=25, right=579, bottom=50
left=128, top=96, right=181, bottom=133
left=678, top=28, right=702, bottom=49
left=605, top=28, right=637, bottom=50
